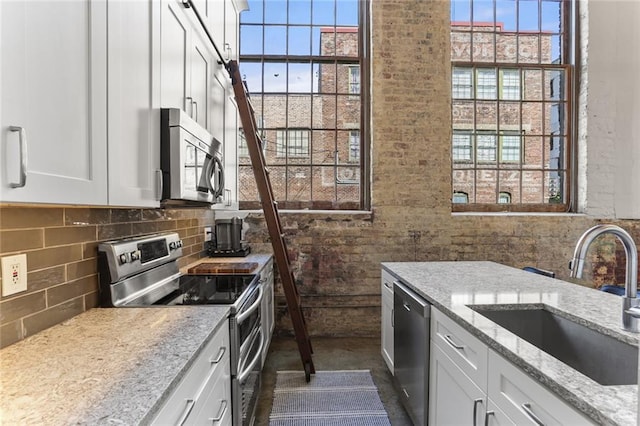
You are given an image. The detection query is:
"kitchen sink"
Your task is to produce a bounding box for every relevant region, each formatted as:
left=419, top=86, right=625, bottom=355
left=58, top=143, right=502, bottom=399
left=470, top=305, right=638, bottom=386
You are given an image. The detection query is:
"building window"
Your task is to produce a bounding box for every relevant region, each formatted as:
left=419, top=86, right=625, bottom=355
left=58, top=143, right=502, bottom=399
left=500, top=69, right=520, bottom=100
left=348, top=66, right=360, bottom=94
left=476, top=134, right=497, bottom=162
left=451, top=0, right=573, bottom=210
left=476, top=68, right=497, bottom=99
left=453, top=191, right=469, bottom=203
left=276, top=129, right=310, bottom=158
left=452, top=132, right=473, bottom=162
left=349, top=131, right=360, bottom=162
left=239, top=0, right=369, bottom=210
left=452, top=68, right=473, bottom=99
left=500, top=133, right=521, bottom=162
left=498, top=192, right=511, bottom=204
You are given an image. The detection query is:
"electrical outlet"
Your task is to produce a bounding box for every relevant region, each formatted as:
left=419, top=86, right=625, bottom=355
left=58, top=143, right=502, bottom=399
left=1, top=254, right=28, bottom=296
left=204, top=226, right=213, bottom=242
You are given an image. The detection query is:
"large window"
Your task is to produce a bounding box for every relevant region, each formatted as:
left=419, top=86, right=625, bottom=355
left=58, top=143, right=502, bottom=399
left=238, top=0, right=369, bottom=210
left=451, top=0, right=574, bottom=211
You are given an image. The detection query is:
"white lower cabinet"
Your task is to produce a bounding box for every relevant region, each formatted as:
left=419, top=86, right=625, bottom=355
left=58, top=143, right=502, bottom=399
left=152, top=319, right=230, bottom=425
left=381, top=270, right=394, bottom=373
left=429, top=307, right=595, bottom=426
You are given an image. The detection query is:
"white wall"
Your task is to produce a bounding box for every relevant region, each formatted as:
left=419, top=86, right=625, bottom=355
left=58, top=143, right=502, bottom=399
left=580, top=0, right=640, bottom=218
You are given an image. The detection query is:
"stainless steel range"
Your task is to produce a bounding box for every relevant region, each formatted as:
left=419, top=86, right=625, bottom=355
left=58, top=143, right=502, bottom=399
left=98, top=232, right=263, bottom=426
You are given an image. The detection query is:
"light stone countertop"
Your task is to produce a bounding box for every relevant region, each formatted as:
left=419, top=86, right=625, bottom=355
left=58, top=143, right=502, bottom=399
left=0, top=306, right=229, bottom=425
left=382, top=261, right=639, bottom=426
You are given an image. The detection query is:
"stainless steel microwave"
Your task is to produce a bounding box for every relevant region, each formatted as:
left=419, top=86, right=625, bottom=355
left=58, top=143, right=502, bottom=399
left=160, top=108, right=224, bottom=205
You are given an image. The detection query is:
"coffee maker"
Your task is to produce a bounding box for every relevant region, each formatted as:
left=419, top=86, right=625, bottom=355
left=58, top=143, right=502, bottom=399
left=209, top=217, right=251, bottom=257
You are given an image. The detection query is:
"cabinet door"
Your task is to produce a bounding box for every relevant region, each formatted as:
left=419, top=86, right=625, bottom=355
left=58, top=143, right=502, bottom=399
left=1, top=0, right=107, bottom=205
left=190, top=28, right=216, bottom=132
left=107, top=0, right=161, bottom=207
left=225, top=0, right=239, bottom=61
left=488, top=351, right=595, bottom=425
left=429, top=343, right=486, bottom=426
left=381, top=270, right=394, bottom=373
left=160, top=0, right=191, bottom=113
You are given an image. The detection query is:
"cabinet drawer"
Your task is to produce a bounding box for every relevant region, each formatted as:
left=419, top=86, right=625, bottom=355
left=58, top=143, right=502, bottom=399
left=431, top=307, right=488, bottom=390
left=152, top=320, right=230, bottom=424
left=488, top=351, right=595, bottom=426
left=189, top=361, right=232, bottom=425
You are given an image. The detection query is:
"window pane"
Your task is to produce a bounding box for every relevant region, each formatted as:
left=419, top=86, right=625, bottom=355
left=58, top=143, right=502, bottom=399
left=288, top=26, right=311, bottom=56
left=501, top=134, right=521, bottom=162
left=264, top=26, right=287, bottom=55
left=265, top=0, right=287, bottom=24
left=336, top=0, right=358, bottom=25
left=289, top=0, right=311, bottom=24
left=452, top=68, right=473, bottom=99
left=500, top=69, right=520, bottom=100
left=240, top=25, right=263, bottom=55
left=453, top=133, right=473, bottom=161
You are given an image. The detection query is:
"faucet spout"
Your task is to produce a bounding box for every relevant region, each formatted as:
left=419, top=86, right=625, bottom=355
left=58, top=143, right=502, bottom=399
left=570, top=224, right=639, bottom=331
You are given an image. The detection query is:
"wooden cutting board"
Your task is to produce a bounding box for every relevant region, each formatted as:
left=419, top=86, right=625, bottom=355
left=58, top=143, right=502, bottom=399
left=187, top=262, right=259, bottom=274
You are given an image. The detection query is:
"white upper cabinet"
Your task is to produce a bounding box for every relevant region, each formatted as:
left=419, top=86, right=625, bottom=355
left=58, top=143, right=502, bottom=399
left=1, top=0, right=108, bottom=205
left=107, top=0, right=162, bottom=207
left=161, top=0, right=220, bottom=135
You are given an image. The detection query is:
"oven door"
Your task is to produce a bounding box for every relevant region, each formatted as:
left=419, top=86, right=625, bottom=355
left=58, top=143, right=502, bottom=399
left=232, top=326, right=263, bottom=426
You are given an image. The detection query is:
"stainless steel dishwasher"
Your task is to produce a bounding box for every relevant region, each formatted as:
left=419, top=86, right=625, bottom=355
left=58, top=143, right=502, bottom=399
left=393, top=280, right=430, bottom=426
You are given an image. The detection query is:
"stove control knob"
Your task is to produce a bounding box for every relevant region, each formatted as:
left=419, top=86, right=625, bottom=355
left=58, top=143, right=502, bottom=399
left=177, top=240, right=183, bottom=248
left=118, top=253, right=129, bottom=264
left=130, top=251, right=140, bottom=261
left=169, top=241, right=177, bottom=251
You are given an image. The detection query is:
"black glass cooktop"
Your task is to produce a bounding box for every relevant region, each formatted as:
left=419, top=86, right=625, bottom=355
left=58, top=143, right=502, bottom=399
left=156, top=274, right=257, bottom=306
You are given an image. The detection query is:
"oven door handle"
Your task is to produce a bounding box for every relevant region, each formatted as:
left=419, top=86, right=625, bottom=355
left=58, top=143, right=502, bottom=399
left=238, top=328, right=264, bottom=384
left=236, top=284, right=263, bottom=325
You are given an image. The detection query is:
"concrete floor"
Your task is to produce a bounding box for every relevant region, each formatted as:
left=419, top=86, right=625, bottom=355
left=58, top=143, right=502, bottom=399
left=254, top=336, right=413, bottom=426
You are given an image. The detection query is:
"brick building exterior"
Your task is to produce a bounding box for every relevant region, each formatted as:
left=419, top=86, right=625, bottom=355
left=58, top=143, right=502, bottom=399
left=238, top=27, right=361, bottom=209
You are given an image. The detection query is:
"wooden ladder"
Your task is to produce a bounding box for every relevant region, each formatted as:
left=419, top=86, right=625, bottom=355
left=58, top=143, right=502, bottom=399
left=226, top=60, right=315, bottom=381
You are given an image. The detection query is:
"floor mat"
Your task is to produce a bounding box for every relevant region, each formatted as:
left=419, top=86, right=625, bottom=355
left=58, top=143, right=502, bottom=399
left=269, top=370, right=391, bottom=426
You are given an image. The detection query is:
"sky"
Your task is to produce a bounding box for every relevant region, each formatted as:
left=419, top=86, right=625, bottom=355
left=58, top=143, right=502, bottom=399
left=238, top=0, right=564, bottom=94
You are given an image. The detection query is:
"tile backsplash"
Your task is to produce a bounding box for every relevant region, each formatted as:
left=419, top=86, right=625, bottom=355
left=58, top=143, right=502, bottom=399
left=0, top=205, right=214, bottom=348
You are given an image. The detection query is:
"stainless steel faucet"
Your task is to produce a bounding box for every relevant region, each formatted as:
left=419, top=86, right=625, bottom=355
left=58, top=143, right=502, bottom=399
left=569, top=224, right=640, bottom=332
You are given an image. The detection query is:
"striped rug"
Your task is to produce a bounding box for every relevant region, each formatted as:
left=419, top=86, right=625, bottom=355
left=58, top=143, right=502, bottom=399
left=268, top=370, right=391, bottom=426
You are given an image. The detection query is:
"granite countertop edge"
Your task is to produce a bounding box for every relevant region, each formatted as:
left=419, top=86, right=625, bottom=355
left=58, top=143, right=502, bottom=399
left=382, top=260, right=639, bottom=426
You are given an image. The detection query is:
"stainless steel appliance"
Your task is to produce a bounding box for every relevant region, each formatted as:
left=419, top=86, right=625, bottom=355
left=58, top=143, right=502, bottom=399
left=210, top=217, right=251, bottom=257
left=393, top=280, right=430, bottom=426
left=98, top=232, right=263, bottom=426
left=160, top=108, right=224, bottom=205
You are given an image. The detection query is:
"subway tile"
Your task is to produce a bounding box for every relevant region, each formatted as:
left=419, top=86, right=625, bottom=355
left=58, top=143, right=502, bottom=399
left=111, top=209, right=142, bottom=223
left=84, top=291, right=99, bottom=309
left=67, top=259, right=97, bottom=281
left=26, top=266, right=66, bottom=293
left=0, top=207, right=64, bottom=230
left=0, top=320, right=23, bottom=349
left=141, top=209, right=170, bottom=221
left=64, top=208, right=110, bottom=226
left=83, top=242, right=100, bottom=259
left=27, top=245, right=83, bottom=272
left=176, top=219, right=192, bottom=229
left=0, top=292, right=46, bottom=324
left=131, top=220, right=176, bottom=235
left=22, top=297, right=84, bottom=339
left=98, top=223, right=133, bottom=241
left=0, top=229, right=44, bottom=253
left=47, top=276, right=97, bottom=307
left=45, top=226, right=97, bottom=247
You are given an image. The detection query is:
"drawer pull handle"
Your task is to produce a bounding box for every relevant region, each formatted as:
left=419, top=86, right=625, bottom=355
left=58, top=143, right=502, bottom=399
left=443, top=334, right=465, bottom=350
left=472, top=398, right=483, bottom=426
left=210, top=346, right=226, bottom=364
left=384, top=281, right=393, bottom=290
left=177, top=399, right=196, bottom=426
left=210, top=399, right=228, bottom=423
left=403, top=302, right=411, bottom=312
left=484, top=410, right=495, bottom=426
left=522, top=403, right=545, bottom=426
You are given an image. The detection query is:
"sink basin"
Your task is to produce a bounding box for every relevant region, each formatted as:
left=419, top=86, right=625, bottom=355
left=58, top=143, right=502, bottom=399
left=470, top=305, right=638, bottom=386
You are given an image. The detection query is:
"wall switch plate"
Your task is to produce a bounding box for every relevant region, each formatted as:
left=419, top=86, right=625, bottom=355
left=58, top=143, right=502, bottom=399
left=204, top=226, right=213, bottom=242
left=1, top=253, right=28, bottom=296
